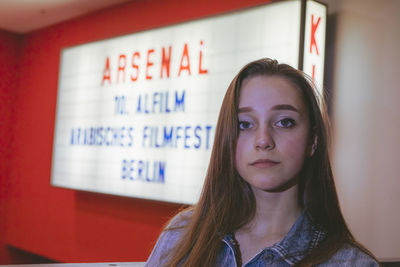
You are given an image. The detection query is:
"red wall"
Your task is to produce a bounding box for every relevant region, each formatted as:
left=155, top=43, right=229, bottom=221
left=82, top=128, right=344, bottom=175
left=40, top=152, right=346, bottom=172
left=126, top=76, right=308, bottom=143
left=0, top=29, right=21, bottom=264
left=1, top=0, right=271, bottom=263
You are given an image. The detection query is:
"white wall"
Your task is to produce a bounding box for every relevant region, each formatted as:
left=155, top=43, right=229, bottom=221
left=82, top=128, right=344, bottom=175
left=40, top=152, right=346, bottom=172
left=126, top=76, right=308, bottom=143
left=322, top=0, right=400, bottom=261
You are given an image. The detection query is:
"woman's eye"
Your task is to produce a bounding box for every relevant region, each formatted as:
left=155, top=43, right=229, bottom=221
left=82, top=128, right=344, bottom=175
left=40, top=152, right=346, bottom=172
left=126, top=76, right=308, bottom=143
left=238, top=121, right=253, bottom=130
left=276, top=118, right=296, bottom=128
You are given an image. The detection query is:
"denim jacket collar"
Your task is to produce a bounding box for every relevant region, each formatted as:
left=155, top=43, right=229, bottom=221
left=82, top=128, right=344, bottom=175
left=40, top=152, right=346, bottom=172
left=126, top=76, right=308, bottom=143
left=222, top=211, right=327, bottom=265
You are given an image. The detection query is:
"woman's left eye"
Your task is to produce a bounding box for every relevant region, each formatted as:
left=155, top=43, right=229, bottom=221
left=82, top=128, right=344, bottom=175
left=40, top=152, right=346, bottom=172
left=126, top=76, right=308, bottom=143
left=276, top=118, right=296, bottom=128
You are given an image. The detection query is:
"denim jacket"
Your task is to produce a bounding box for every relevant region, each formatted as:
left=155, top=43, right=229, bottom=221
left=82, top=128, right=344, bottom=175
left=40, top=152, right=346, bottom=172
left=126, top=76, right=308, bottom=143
left=146, top=210, right=378, bottom=266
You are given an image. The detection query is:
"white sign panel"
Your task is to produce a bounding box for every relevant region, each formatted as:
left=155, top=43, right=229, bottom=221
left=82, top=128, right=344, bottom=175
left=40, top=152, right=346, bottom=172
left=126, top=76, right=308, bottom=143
left=51, top=0, right=309, bottom=204
left=303, top=0, right=327, bottom=93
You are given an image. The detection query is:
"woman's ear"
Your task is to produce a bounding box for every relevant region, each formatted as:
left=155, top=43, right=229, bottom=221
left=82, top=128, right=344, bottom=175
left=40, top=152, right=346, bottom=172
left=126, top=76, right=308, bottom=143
left=309, top=129, right=318, bottom=157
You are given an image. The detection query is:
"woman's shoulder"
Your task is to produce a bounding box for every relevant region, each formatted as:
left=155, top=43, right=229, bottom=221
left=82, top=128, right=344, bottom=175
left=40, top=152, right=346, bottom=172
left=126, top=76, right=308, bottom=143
left=145, top=209, right=193, bottom=266
left=166, top=208, right=193, bottom=229
left=152, top=208, right=193, bottom=247
left=317, top=243, right=379, bottom=266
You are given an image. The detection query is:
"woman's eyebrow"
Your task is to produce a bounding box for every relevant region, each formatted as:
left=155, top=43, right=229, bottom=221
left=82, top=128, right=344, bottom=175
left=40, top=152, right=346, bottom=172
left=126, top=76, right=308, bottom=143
left=271, top=104, right=299, bottom=113
left=237, top=107, right=253, bottom=113
left=238, top=104, right=299, bottom=113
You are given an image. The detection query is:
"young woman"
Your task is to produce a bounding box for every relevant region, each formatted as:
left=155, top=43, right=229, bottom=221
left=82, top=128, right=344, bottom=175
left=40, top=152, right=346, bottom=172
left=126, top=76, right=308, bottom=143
left=146, top=58, right=379, bottom=266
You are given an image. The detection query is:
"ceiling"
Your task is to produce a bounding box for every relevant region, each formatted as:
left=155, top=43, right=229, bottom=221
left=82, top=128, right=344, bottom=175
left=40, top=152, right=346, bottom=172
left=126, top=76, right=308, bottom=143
left=0, top=0, right=132, bottom=34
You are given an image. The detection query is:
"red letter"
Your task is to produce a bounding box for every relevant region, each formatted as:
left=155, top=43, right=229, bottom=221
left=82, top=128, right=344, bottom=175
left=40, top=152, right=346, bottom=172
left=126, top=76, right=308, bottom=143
left=117, top=54, right=127, bottom=83
left=131, top=52, right=140, bottom=82
left=312, top=64, right=316, bottom=81
left=178, top=43, right=191, bottom=76
left=146, top=49, right=155, bottom=80
left=160, top=46, right=172, bottom=78
left=309, top=15, right=321, bottom=55
left=102, top=57, right=111, bottom=85
left=198, top=40, right=208, bottom=75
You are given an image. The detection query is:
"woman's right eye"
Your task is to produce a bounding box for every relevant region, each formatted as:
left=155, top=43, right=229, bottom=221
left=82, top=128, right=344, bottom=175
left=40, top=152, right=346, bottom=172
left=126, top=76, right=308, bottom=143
left=238, top=121, right=253, bottom=130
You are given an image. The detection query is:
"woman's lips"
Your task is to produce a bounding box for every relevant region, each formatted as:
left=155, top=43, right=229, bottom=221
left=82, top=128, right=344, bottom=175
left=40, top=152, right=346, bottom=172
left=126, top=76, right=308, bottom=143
left=250, top=159, right=279, bottom=168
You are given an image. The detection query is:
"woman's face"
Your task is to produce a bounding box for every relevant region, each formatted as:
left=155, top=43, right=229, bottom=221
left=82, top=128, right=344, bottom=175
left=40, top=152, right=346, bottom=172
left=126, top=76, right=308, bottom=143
left=235, top=75, right=313, bottom=193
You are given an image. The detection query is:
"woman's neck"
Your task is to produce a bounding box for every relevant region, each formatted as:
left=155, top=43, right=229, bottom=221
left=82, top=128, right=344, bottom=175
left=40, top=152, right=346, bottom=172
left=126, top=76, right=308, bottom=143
left=235, top=185, right=302, bottom=264
left=249, top=184, right=302, bottom=235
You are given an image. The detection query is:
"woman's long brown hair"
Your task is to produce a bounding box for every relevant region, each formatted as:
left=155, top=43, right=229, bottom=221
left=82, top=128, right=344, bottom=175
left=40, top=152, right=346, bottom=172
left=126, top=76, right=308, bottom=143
left=160, top=58, right=375, bottom=266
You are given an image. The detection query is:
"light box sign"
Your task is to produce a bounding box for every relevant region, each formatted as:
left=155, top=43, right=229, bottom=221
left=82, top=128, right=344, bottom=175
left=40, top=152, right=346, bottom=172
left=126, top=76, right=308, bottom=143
left=51, top=0, right=326, bottom=204
left=303, top=0, right=327, bottom=95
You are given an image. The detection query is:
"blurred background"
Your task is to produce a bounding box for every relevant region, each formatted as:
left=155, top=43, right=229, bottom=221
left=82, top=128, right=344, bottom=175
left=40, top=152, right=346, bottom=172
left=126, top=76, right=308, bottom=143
left=0, top=0, right=399, bottom=264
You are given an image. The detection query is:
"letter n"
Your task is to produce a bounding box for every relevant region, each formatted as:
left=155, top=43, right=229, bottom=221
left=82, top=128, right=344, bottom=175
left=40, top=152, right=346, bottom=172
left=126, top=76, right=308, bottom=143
left=160, top=46, right=172, bottom=78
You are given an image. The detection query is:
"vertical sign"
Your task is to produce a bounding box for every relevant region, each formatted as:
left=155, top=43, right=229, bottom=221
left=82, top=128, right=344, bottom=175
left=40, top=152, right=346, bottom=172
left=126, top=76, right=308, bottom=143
left=303, top=0, right=327, bottom=95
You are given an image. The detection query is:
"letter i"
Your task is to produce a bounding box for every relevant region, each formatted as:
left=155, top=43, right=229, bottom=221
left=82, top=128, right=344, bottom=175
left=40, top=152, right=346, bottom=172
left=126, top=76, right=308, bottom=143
left=312, top=65, right=316, bottom=81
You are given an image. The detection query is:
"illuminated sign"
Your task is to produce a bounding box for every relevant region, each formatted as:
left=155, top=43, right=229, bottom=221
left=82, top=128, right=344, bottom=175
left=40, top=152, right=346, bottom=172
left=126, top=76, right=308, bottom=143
left=302, top=0, right=327, bottom=94
left=51, top=0, right=326, bottom=204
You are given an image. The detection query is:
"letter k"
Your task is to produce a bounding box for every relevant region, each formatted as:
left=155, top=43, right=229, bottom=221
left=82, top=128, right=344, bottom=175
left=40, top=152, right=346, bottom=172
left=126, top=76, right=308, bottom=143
left=309, top=14, right=321, bottom=55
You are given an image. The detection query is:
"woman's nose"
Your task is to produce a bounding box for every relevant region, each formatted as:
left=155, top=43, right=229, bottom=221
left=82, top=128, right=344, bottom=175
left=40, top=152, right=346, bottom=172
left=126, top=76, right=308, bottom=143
left=255, top=126, right=275, bottom=150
